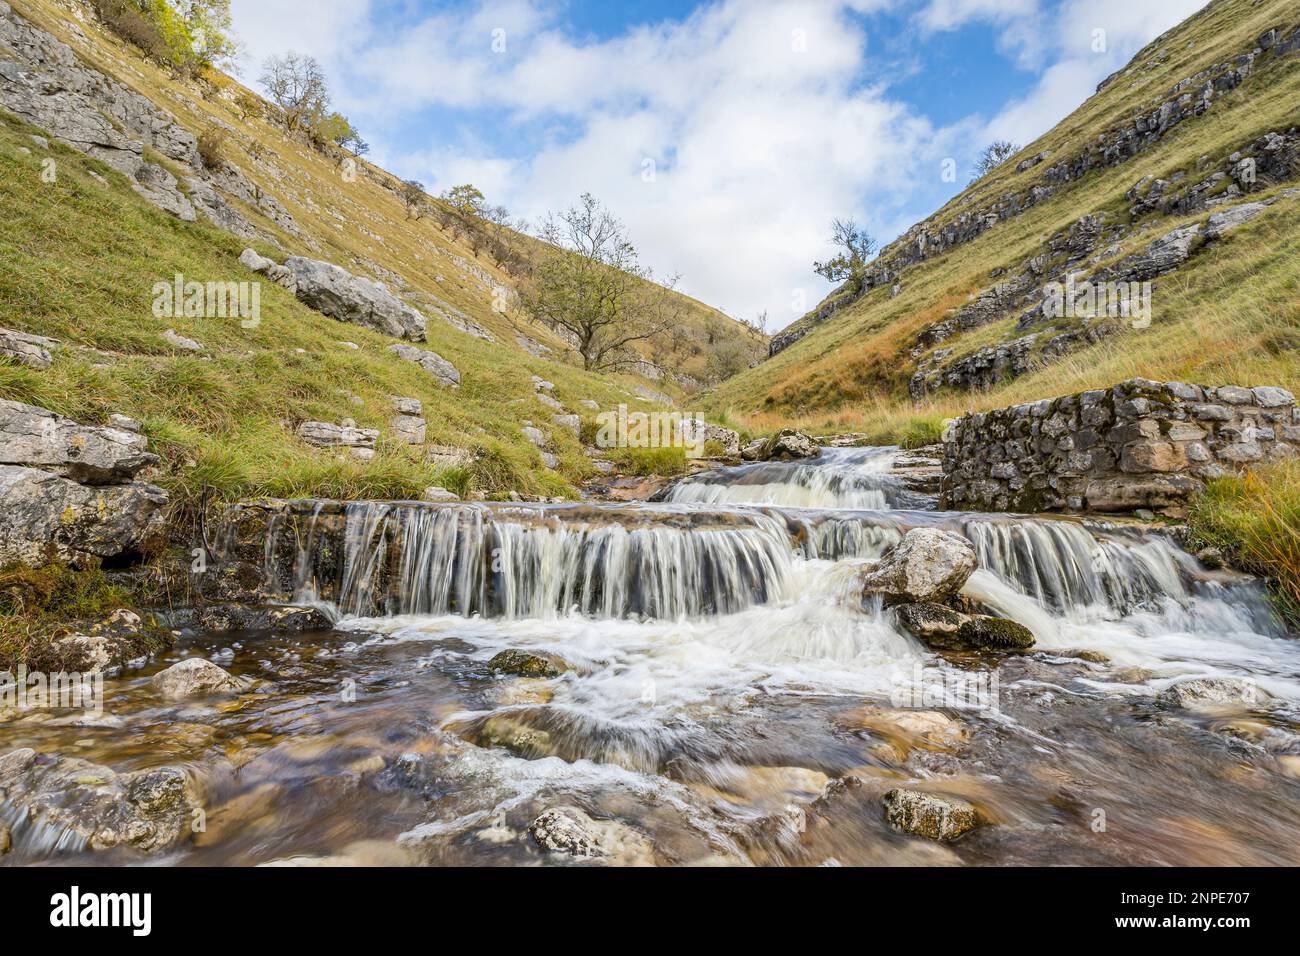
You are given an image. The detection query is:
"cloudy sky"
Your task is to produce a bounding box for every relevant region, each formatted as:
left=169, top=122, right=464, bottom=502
left=228, top=0, right=1206, bottom=328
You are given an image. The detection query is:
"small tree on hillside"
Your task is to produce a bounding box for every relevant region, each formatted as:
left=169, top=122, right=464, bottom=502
left=522, top=193, right=683, bottom=373
left=259, top=52, right=330, bottom=133
left=174, top=0, right=239, bottom=70
left=813, top=217, right=877, bottom=290
left=969, top=139, right=1021, bottom=184
left=400, top=180, right=427, bottom=220
left=317, top=111, right=368, bottom=154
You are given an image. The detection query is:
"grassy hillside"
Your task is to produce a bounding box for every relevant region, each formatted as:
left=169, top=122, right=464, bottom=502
left=0, top=0, right=763, bottom=507
left=704, top=0, right=1300, bottom=443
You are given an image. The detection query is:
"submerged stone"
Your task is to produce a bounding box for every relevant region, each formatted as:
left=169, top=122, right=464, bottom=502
left=882, top=788, right=980, bottom=841
left=487, top=649, right=571, bottom=678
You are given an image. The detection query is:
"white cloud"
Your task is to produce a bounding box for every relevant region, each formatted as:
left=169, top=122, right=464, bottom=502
left=227, top=0, right=1210, bottom=328
left=917, top=0, right=1039, bottom=33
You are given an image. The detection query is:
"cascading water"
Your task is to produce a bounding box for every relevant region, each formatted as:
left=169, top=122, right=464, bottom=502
left=659, top=445, right=935, bottom=510
left=10, top=443, right=1300, bottom=867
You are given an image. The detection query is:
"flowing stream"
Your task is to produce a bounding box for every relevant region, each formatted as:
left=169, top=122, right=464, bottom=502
left=4, top=447, right=1300, bottom=866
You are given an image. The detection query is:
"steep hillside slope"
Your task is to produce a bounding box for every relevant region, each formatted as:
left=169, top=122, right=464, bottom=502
left=0, top=0, right=762, bottom=507
left=706, top=0, right=1300, bottom=443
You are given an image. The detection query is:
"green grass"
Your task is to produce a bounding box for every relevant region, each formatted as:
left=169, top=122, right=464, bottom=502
left=1188, top=460, right=1300, bottom=627
left=0, top=111, right=676, bottom=507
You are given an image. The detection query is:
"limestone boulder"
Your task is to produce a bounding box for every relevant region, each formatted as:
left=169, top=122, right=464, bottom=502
left=0, top=749, right=196, bottom=854
left=388, top=343, right=460, bottom=388
left=0, top=465, right=167, bottom=567
left=151, top=658, right=243, bottom=699
left=0, top=399, right=157, bottom=484
left=861, top=528, right=978, bottom=605
left=0, top=327, right=58, bottom=369
left=286, top=257, right=427, bottom=341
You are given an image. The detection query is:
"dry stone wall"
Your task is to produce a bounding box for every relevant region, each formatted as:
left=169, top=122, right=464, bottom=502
left=941, top=379, right=1298, bottom=515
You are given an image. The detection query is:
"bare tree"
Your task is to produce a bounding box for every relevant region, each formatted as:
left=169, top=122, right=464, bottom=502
left=259, top=52, right=329, bottom=132
left=521, top=194, right=683, bottom=373
left=969, top=139, right=1021, bottom=183
left=813, top=217, right=877, bottom=290
left=400, top=179, right=427, bottom=220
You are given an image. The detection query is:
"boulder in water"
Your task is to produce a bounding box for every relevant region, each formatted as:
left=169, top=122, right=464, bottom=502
left=882, top=788, right=980, bottom=841
left=955, top=615, right=1035, bottom=650
left=151, top=658, right=243, bottom=699
left=487, top=649, right=571, bottom=678
left=861, top=528, right=977, bottom=605
left=894, top=602, right=968, bottom=642
left=0, top=749, right=196, bottom=853
left=528, top=806, right=654, bottom=864
left=1160, top=677, right=1274, bottom=713
left=756, top=428, right=819, bottom=461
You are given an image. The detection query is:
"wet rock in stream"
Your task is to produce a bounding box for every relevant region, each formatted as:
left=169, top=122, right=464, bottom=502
left=195, top=603, right=335, bottom=632
left=487, top=649, right=571, bottom=678
left=151, top=658, right=244, bottom=699
left=0, top=749, right=197, bottom=854
left=1160, top=677, right=1276, bottom=714
left=528, top=806, right=654, bottom=864
left=860, top=528, right=977, bottom=606
left=882, top=788, right=982, bottom=841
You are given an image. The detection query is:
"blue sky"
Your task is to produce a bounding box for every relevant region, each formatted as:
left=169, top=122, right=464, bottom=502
left=229, top=0, right=1206, bottom=327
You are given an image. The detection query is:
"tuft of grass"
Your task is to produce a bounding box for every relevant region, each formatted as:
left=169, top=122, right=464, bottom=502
left=1188, top=461, right=1300, bottom=627
left=881, top=414, right=948, bottom=450
left=608, top=445, right=690, bottom=477
left=0, top=562, right=132, bottom=668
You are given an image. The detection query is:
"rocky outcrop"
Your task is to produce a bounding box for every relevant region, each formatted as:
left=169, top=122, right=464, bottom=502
left=677, top=419, right=741, bottom=457
left=389, top=396, right=426, bottom=445
left=193, top=603, right=333, bottom=633
left=860, top=528, right=977, bottom=605
left=768, top=30, right=1300, bottom=360
left=296, top=420, right=379, bottom=460
left=0, top=399, right=156, bottom=483
left=0, top=466, right=168, bottom=567
left=882, top=788, right=980, bottom=841
left=284, top=257, right=427, bottom=341
left=942, top=379, right=1298, bottom=514
left=43, top=608, right=168, bottom=673
left=0, top=327, right=57, bottom=368
left=911, top=189, right=1295, bottom=401
left=0, top=748, right=195, bottom=854
left=239, top=247, right=297, bottom=291
left=0, top=400, right=167, bottom=567
left=0, top=3, right=292, bottom=238
left=388, top=343, right=460, bottom=388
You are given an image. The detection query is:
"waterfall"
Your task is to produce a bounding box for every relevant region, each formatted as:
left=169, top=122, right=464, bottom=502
left=295, top=503, right=803, bottom=620
left=660, top=446, right=932, bottom=510
left=962, top=519, right=1194, bottom=616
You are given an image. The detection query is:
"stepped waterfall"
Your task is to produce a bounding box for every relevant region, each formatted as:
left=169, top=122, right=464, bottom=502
left=9, top=445, right=1300, bottom=866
